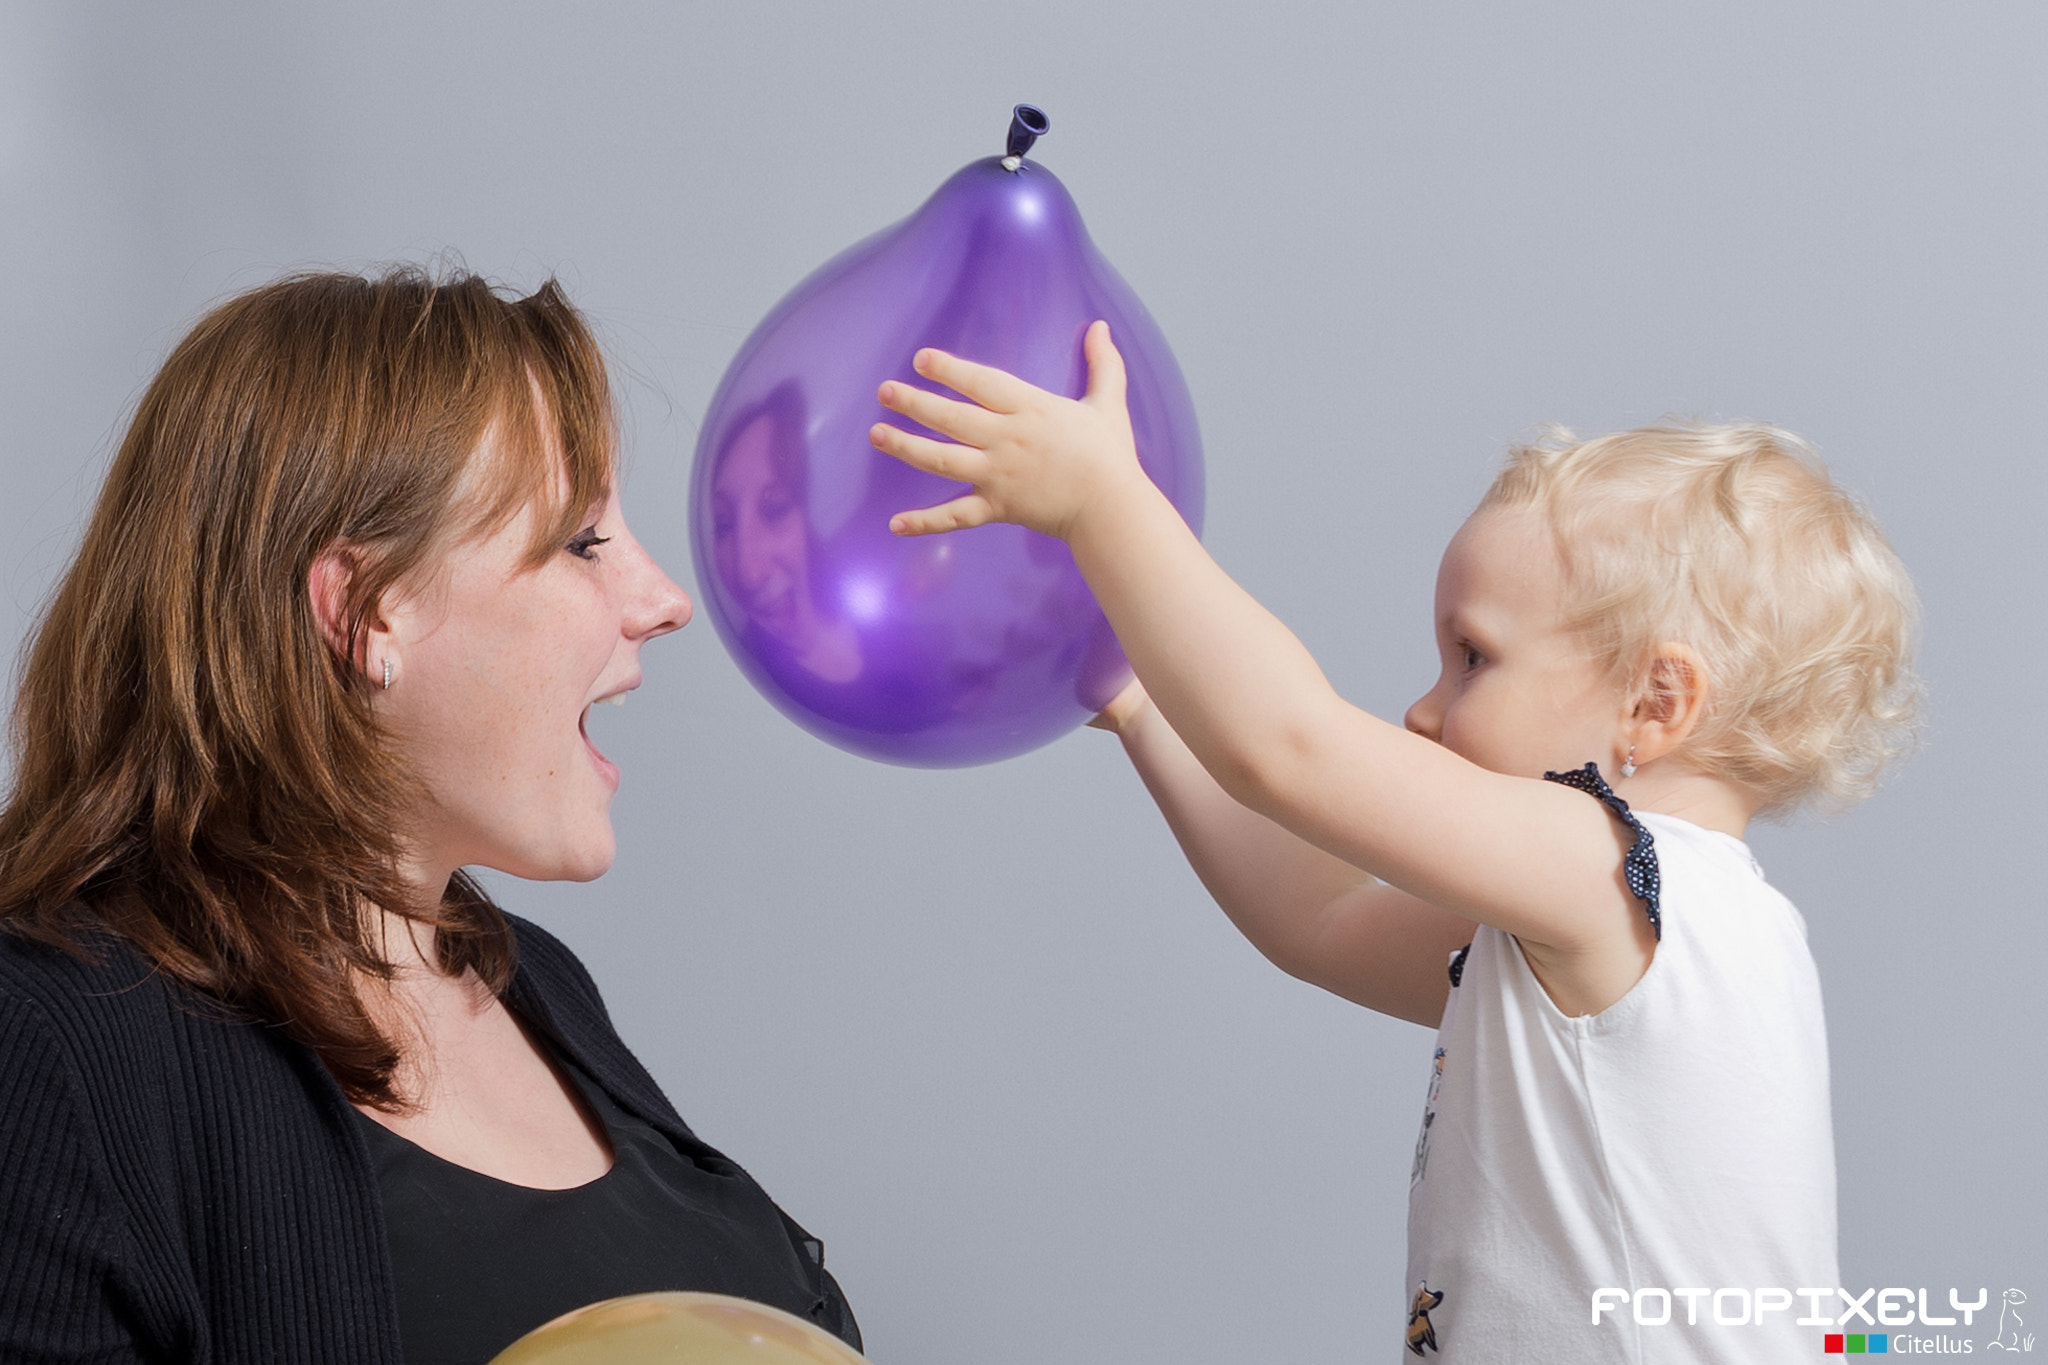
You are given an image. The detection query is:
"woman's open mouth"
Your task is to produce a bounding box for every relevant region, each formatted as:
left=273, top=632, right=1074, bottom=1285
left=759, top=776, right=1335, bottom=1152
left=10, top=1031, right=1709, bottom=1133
left=579, top=691, right=627, bottom=789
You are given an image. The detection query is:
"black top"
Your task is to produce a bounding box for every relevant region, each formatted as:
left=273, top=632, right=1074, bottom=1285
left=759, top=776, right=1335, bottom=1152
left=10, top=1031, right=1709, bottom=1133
left=362, top=1055, right=838, bottom=1365
left=0, top=915, right=858, bottom=1364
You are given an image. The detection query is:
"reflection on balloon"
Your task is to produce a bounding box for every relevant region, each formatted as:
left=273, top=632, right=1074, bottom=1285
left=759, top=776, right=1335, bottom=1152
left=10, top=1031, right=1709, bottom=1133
left=485, top=1292, right=867, bottom=1365
left=690, top=105, right=1205, bottom=766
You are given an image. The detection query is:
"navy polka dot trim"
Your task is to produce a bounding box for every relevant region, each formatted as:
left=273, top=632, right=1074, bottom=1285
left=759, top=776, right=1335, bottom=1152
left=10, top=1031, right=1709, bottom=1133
left=1447, top=943, right=1470, bottom=987
left=1542, top=761, right=1663, bottom=941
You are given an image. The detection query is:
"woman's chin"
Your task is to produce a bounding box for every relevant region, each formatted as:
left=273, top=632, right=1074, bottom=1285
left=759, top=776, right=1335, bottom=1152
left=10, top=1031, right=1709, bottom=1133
left=484, top=826, right=617, bottom=886
left=555, top=834, right=618, bottom=884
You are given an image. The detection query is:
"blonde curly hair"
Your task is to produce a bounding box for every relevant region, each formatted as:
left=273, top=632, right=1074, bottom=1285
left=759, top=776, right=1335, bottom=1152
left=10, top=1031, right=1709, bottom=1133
left=1481, top=422, right=1921, bottom=817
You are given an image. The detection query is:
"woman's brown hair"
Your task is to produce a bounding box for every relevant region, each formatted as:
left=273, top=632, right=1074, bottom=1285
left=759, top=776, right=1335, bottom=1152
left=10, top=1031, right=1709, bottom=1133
left=0, top=267, right=617, bottom=1108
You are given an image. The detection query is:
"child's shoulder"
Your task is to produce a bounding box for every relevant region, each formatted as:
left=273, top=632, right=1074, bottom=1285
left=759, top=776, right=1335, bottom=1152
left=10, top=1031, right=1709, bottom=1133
left=1631, top=809, right=1763, bottom=878
left=1631, top=811, right=1815, bottom=962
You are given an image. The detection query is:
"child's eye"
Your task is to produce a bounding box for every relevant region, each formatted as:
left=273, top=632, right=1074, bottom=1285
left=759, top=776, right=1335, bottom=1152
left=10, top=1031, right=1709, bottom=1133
left=1460, top=643, right=1485, bottom=672
left=566, top=526, right=611, bottom=561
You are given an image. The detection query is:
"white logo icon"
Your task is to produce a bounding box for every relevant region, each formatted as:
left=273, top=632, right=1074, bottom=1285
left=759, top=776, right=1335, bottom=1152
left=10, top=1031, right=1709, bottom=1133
left=1986, top=1288, right=2030, bottom=1352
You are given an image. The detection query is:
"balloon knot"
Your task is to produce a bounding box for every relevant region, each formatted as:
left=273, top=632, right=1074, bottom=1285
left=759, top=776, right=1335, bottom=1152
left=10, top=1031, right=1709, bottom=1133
left=1004, top=104, right=1048, bottom=165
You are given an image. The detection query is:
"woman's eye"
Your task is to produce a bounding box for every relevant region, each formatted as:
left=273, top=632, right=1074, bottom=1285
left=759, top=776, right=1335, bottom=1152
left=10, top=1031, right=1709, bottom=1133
left=567, top=526, right=611, bottom=561
left=1460, top=643, right=1485, bottom=672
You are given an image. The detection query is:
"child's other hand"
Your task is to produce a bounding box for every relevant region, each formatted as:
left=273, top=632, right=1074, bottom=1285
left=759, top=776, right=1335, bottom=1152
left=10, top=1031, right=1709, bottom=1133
left=1087, top=676, right=1151, bottom=735
left=870, top=320, right=1152, bottom=542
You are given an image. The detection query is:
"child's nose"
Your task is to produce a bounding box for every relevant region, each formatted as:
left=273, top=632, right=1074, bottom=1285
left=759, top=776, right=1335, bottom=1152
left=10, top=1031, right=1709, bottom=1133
left=1404, top=687, right=1444, bottom=743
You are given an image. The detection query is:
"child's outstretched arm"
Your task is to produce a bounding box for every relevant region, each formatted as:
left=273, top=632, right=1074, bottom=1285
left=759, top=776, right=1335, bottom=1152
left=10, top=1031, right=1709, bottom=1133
left=870, top=324, right=1652, bottom=1018
left=1102, top=681, right=1477, bottom=1027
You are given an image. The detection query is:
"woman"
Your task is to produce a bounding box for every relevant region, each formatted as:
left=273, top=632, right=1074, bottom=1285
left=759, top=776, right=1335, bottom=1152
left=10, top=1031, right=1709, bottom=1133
left=709, top=380, right=864, bottom=687
left=0, top=269, right=860, bottom=1363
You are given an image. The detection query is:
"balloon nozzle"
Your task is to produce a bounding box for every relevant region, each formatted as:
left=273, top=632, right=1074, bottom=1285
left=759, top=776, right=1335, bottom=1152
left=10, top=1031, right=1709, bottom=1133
left=1003, top=104, right=1049, bottom=169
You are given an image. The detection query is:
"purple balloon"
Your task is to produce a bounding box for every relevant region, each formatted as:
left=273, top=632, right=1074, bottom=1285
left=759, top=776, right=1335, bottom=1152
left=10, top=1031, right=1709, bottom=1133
left=690, top=120, right=1205, bottom=766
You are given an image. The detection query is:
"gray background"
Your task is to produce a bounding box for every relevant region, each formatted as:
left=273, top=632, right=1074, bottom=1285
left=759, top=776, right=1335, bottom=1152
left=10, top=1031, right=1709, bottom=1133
left=3, top=3, right=2041, bottom=1359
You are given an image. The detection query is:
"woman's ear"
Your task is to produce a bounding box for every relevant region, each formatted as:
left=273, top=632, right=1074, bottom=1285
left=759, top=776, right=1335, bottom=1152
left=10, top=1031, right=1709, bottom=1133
left=308, top=545, right=392, bottom=687
left=1629, top=643, right=1710, bottom=766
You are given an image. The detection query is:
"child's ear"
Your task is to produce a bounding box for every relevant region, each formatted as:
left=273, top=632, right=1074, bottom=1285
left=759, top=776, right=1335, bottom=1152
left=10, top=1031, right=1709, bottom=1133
left=1630, top=643, right=1710, bottom=766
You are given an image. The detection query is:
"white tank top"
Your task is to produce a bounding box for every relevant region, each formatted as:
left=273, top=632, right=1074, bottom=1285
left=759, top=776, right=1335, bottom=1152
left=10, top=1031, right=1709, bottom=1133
left=1404, top=805, right=1838, bottom=1362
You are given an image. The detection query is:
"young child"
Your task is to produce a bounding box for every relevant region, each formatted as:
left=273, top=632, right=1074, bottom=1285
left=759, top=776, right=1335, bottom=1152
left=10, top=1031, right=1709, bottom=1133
left=869, top=324, right=1919, bottom=1361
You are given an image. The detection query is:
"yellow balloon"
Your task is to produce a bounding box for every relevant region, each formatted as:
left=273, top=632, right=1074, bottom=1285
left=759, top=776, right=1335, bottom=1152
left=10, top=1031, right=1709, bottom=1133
left=486, top=1292, right=869, bottom=1365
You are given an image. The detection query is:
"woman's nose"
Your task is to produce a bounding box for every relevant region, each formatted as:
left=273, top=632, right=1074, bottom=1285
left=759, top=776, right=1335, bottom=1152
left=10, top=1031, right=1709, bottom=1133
left=629, top=552, right=692, bottom=639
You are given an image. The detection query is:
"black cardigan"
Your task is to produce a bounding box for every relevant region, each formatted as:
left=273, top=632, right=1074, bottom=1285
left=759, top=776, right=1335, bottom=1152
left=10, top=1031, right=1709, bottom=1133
left=0, top=915, right=859, bottom=1363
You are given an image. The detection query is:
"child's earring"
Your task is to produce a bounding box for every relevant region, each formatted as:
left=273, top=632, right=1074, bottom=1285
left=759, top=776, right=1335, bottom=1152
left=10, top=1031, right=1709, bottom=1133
left=1620, top=744, right=1637, bottom=780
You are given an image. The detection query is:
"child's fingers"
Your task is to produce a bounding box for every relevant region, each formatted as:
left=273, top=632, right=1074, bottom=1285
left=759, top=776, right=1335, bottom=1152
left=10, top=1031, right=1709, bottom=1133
left=1080, top=320, right=1128, bottom=413
left=876, top=379, right=1001, bottom=448
left=869, top=422, right=988, bottom=484
left=1086, top=674, right=1150, bottom=733
left=889, top=494, right=995, bottom=537
left=911, top=347, right=1039, bottom=414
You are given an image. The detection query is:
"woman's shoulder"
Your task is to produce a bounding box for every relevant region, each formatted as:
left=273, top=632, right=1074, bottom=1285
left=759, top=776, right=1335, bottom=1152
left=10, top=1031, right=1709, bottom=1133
left=0, top=925, right=264, bottom=1128
left=0, top=924, right=171, bottom=1028
left=0, top=927, right=191, bottom=1202
left=0, top=922, right=313, bottom=1128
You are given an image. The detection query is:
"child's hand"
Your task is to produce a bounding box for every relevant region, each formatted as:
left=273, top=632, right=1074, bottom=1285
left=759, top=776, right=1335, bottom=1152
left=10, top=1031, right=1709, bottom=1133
left=1086, top=676, right=1151, bottom=735
left=870, top=320, right=1154, bottom=542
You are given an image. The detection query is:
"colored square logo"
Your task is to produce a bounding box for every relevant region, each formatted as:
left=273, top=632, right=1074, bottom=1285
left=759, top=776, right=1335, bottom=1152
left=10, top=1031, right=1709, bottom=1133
left=1871, top=1337, right=1889, bottom=1354
left=1825, top=1336, right=1845, bottom=1353
left=1848, top=1335, right=1867, bottom=1353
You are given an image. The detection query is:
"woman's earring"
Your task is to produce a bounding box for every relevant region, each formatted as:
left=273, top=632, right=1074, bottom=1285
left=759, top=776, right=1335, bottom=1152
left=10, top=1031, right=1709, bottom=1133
left=381, top=658, right=393, bottom=691
left=1620, top=744, right=1637, bottom=779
